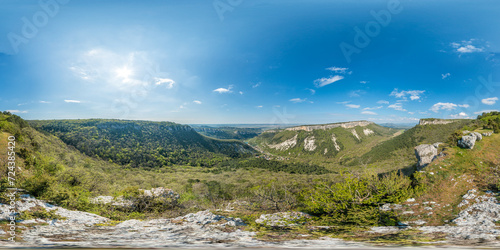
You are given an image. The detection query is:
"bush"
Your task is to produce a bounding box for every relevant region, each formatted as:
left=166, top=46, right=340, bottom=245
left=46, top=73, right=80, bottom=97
left=301, top=171, right=413, bottom=226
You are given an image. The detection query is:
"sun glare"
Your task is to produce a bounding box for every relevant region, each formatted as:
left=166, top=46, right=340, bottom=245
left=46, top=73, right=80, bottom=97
left=115, top=66, right=133, bottom=79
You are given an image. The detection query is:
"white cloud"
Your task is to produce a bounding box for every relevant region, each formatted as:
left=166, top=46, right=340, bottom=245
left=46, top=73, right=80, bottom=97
left=193, top=100, right=202, bottom=104
left=239, top=91, right=244, bottom=95
left=39, top=101, right=51, bottom=104
left=252, top=82, right=261, bottom=88
left=408, top=112, right=415, bottom=115
left=289, top=98, right=306, bottom=103
left=307, top=88, right=316, bottom=95
left=360, top=81, right=368, bottom=84
left=481, top=97, right=498, bottom=105
left=390, top=89, right=425, bottom=101
left=442, top=73, right=451, bottom=79
left=451, top=39, right=485, bottom=53
left=345, top=104, right=360, bottom=109
left=361, top=111, right=377, bottom=115
left=314, top=75, right=344, bottom=87
left=474, top=110, right=500, bottom=115
left=458, top=104, right=470, bottom=108
left=450, top=112, right=469, bottom=119
left=326, top=67, right=349, bottom=74
left=377, top=100, right=389, bottom=104
left=430, top=102, right=457, bottom=113
left=349, top=90, right=365, bottom=97
left=213, top=86, right=233, bottom=94
left=6, top=110, right=28, bottom=114
left=363, top=106, right=382, bottom=110
left=64, top=100, right=81, bottom=103
left=336, top=101, right=351, bottom=105
left=154, top=78, right=175, bottom=88
left=256, top=105, right=263, bottom=108
left=388, top=103, right=407, bottom=111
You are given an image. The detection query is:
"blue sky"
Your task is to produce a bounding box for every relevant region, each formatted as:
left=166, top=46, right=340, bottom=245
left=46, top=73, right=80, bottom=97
left=1, top=0, right=499, bottom=124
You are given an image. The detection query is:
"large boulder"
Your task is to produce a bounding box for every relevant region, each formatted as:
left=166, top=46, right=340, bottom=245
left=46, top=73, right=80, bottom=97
left=458, top=135, right=476, bottom=149
left=255, top=211, right=311, bottom=227
left=470, top=132, right=483, bottom=141
left=415, top=144, right=438, bottom=168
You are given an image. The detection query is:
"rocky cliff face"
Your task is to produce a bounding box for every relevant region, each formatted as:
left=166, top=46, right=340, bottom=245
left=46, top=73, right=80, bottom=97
left=419, top=119, right=454, bottom=126
left=285, top=121, right=373, bottom=132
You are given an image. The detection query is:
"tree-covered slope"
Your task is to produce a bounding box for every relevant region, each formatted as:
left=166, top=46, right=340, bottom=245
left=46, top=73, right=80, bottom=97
left=248, top=121, right=399, bottom=162
left=191, top=126, right=262, bottom=140
left=358, top=119, right=476, bottom=165
left=29, top=119, right=256, bottom=168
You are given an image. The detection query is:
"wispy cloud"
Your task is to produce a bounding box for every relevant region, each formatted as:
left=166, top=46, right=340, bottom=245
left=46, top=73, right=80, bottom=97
left=450, top=112, right=470, bottom=119
left=239, top=91, right=244, bottom=95
left=363, top=106, right=382, bottom=110
left=193, top=100, right=202, bottom=104
left=307, top=88, right=316, bottom=95
left=326, top=66, right=350, bottom=74
left=39, top=101, right=51, bottom=104
left=390, top=89, right=425, bottom=101
left=213, top=85, right=233, bottom=94
left=349, top=90, right=365, bottom=97
left=451, top=39, right=485, bottom=53
left=289, top=98, right=306, bottom=103
left=482, top=97, right=498, bottom=105
left=388, top=103, right=407, bottom=111
left=458, top=104, right=470, bottom=108
left=377, top=100, right=389, bottom=105
left=6, top=110, right=28, bottom=114
left=345, top=104, right=360, bottom=109
left=360, top=81, right=368, bottom=84
left=430, top=102, right=457, bottom=113
left=314, top=75, right=344, bottom=88
left=442, top=73, right=451, bottom=79
left=256, top=105, right=263, bottom=108
left=64, top=100, right=81, bottom=103
left=154, top=78, right=175, bottom=88
left=361, top=111, right=377, bottom=115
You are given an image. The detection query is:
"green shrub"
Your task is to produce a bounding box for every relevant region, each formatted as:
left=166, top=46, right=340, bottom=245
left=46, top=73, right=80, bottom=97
left=301, top=171, right=413, bottom=226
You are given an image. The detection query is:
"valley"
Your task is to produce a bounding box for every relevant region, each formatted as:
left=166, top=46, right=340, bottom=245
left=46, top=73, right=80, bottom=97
left=1, top=111, right=500, bottom=247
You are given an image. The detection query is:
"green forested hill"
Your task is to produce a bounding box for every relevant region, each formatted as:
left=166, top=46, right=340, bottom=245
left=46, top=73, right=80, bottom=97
left=29, top=119, right=256, bottom=168
left=357, top=119, right=476, bottom=167
left=248, top=121, right=399, bottom=165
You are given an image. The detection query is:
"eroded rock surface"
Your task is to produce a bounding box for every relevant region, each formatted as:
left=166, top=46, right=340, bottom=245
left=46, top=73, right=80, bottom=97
left=415, top=144, right=438, bottom=168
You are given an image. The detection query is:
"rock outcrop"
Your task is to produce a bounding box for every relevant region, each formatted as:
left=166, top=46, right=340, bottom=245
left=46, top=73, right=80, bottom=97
left=470, top=132, right=483, bottom=141
left=458, top=135, right=476, bottom=149
left=419, top=119, right=454, bottom=126
left=267, top=134, right=298, bottom=151
left=303, top=136, right=317, bottom=151
left=415, top=144, right=438, bottom=168
left=90, top=187, right=180, bottom=209
left=483, top=131, right=494, bottom=137
left=285, top=121, right=373, bottom=132
left=255, top=211, right=311, bottom=227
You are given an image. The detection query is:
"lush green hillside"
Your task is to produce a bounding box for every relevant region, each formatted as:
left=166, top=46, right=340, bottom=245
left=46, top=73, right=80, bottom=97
left=358, top=119, right=476, bottom=166
left=478, top=111, right=500, bottom=132
left=191, top=126, right=262, bottom=140
left=248, top=121, right=399, bottom=165
left=29, top=119, right=256, bottom=168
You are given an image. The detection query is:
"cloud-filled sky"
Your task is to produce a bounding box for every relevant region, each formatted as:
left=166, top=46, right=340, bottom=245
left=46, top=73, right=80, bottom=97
left=1, top=0, right=499, bottom=124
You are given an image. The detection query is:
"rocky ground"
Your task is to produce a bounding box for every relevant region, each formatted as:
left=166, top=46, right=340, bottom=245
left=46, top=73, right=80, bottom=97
left=2, top=191, right=500, bottom=248
left=0, top=195, right=366, bottom=248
